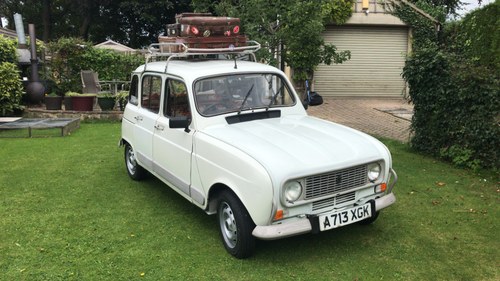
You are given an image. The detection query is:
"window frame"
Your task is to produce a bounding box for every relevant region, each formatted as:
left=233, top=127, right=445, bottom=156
left=140, top=74, right=163, bottom=114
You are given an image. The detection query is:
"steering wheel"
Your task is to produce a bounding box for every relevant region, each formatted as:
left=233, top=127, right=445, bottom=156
left=203, top=102, right=228, bottom=115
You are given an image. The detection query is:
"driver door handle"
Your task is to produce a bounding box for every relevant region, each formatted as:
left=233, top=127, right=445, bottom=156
left=134, top=116, right=143, bottom=121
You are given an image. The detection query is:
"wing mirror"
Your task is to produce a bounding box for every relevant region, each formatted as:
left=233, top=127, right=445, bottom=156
left=169, top=116, right=192, bottom=133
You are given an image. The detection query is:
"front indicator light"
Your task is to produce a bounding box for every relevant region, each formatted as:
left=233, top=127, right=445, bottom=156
left=375, top=183, right=387, bottom=193
left=274, top=209, right=284, bottom=221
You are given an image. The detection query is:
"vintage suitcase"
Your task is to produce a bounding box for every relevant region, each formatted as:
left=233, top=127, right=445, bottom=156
left=167, top=13, right=213, bottom=36
left=174, top=13, right=241, bottom=38
left=166, top=23, right=180, bottom=37
left=158, top=35, right=247, bottom=52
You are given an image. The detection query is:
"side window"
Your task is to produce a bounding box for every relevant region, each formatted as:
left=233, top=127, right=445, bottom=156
left=129, top=75, right=139, bottom=105
left=141, top=75, right=162, bottom=113
left=164, top=79, right=190, bottom=118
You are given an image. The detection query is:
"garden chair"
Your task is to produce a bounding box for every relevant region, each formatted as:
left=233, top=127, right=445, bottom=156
left=80, top=70, right=111, bottom=94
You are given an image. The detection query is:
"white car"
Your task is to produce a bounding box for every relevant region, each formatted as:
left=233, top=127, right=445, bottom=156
left=120, top=43, right=397, bottom=258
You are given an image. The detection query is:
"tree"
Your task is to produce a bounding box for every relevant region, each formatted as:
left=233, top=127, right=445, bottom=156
left=192, top=0, right=353, bottom=84
left=0, top=0, right=190, bottom=47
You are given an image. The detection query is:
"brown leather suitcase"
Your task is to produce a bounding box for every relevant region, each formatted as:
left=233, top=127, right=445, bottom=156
left=175, top=13, right=241, bottom=37
left=158, top=35, right=247, bottom=52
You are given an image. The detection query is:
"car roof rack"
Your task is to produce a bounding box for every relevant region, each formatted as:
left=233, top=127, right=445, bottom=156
left=145, top=41, right=261, bottom=72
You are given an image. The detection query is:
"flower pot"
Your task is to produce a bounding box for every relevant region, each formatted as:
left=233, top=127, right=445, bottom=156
left=71, top=95, right=95, bottom=111
left=44, top=96, right=63, bottom=110
left=64, top=96, right=73, bottom=110
left=97, top=97, right=116, bottom=111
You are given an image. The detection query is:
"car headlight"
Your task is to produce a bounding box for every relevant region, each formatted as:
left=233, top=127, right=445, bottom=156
left=367, top=163, right=381, bottom=182
left=284, top=181, right=303, bottom=203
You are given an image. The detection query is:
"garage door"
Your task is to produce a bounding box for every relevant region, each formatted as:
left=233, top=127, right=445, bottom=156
left=314, top=26, right=408, bottom=97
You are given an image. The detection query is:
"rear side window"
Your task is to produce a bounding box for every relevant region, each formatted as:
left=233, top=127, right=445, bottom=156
left=141, top=75, right=162, bottom=113
left=129, top=75, right=139, bottom=105
left=164, top=79, right=190, bottom=118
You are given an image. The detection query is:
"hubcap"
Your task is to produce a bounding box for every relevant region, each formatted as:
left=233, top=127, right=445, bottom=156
left=126, top=146, right=137, bottom=174
left=219, top=202, right=237, bottom=248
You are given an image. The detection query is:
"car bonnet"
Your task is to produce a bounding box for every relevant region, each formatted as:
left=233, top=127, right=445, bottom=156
left=200, top=114, right=390, bottom=183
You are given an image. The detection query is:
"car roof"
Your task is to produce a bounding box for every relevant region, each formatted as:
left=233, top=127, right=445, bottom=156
left=133, top=59, right=283, bottom=80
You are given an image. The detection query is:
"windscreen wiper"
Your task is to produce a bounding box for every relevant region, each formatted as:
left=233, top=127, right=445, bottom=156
left=266, top=84, right=285, bottom=110
left=237, top=84, right=254, bottom=114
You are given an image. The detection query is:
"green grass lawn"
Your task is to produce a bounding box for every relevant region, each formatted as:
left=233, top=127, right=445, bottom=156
left=0, top=123, right=498, bottom=280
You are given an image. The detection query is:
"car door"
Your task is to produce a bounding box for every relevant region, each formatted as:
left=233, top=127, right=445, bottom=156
left=152, top=78, right=195, bottom=200
left=133, top=74, right=163, bottom=170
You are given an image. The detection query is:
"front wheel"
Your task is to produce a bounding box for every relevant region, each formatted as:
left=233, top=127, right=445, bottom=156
left=124, top=143, right=146, bottom=181
left=217, top=191, right=255, bottom=259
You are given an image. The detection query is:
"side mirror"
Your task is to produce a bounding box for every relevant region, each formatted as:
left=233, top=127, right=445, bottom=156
left=169, top=116, right=191, bottom=133
left=302, top=99, right=309, bottom=110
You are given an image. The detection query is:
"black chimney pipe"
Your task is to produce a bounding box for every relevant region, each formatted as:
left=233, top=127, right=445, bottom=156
left=25, top=23, right=45, bottom=103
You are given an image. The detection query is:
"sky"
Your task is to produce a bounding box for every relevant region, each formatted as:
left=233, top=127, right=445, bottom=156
left=458, top=0, right=494, bottom=15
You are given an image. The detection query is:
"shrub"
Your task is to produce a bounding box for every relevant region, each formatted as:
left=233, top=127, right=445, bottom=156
left=396, top=1, right=500, bottom=170
left=47, top=37, right=143, bottom=94
left=0, top=35, right=17, bottom=63
left=457, top=1, right=500, bottom=70
left=0, top=62, right=24, bottom=116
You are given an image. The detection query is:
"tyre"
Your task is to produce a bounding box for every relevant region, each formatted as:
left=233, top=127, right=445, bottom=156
left=359, top=211, right=379, bottom=225
left=217, top=191, right=256, bottom=259
left=124, top=143, right=146, bottom=181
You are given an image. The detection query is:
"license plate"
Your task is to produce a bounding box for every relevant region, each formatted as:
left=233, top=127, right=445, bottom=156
left=319, top=203, right=372, bottom=231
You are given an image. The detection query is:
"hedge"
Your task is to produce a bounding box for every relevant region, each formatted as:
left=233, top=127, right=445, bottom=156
left=395, top=1, right=500, bottom=170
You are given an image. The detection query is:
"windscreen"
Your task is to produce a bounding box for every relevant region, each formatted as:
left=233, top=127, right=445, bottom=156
left=194, top=73, right=296, bottom=116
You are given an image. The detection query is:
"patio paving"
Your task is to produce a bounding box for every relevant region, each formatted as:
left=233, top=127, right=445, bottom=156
left=307, top=97, right=413, bottom=142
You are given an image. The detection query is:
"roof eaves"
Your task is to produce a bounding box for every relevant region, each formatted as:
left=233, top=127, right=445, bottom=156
left=389, top=0, right=441, bottom=30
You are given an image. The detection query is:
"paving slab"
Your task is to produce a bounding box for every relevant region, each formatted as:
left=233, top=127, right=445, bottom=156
left=307, top=97, right=413, bottom=142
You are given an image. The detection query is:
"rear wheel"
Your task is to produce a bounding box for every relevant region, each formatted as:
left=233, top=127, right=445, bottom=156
left=124, top=143, right=146, bottom=181
left=217, top=191, right=255, bottom=259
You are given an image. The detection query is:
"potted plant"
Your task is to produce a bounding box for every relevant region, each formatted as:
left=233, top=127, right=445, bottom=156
left=71, top=93, right=96, bottom=111
left=117, top=91, right=129, bottom=111
left=64, top=91, right=79, bottom=110
left=97, top=93, right=116, bottom=111
left=44, top=92, right=63, bottom=110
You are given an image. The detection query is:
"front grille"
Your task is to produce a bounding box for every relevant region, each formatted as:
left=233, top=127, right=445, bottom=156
left=312, top=191, right=356, bottom=211
left=305, top=164, right=367, bottom=200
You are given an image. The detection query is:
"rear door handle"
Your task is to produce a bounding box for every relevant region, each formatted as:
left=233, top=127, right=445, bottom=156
left=154, top=124, right=164, bottom=131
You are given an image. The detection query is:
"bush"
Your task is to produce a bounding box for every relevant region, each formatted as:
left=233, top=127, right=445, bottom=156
left=397, top=1, right=500, bottom=170
left=457, top=1, right=500, bottom=70
left=0, top=35, right=17, bottom=63
left=0, top=62, right=24, bottom=116
left=47, top=37, right=143, bottom=94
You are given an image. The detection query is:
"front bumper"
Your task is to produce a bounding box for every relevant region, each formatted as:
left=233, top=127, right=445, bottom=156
left=253, top=193, right=396, bottom=240
left=252, top=169, right=398, bottom=240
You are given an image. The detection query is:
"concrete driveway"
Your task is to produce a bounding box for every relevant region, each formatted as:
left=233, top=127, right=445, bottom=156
left=307, top=97, right=413, bottom=142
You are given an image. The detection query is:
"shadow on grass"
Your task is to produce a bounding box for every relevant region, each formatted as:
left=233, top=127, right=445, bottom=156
left=136, top=173, right=390, bottom=262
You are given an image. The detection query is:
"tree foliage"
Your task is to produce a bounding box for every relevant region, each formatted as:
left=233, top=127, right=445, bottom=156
left=192, top=0, right=353, bottom=83
left=0, top=0, right=190, bottom=48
